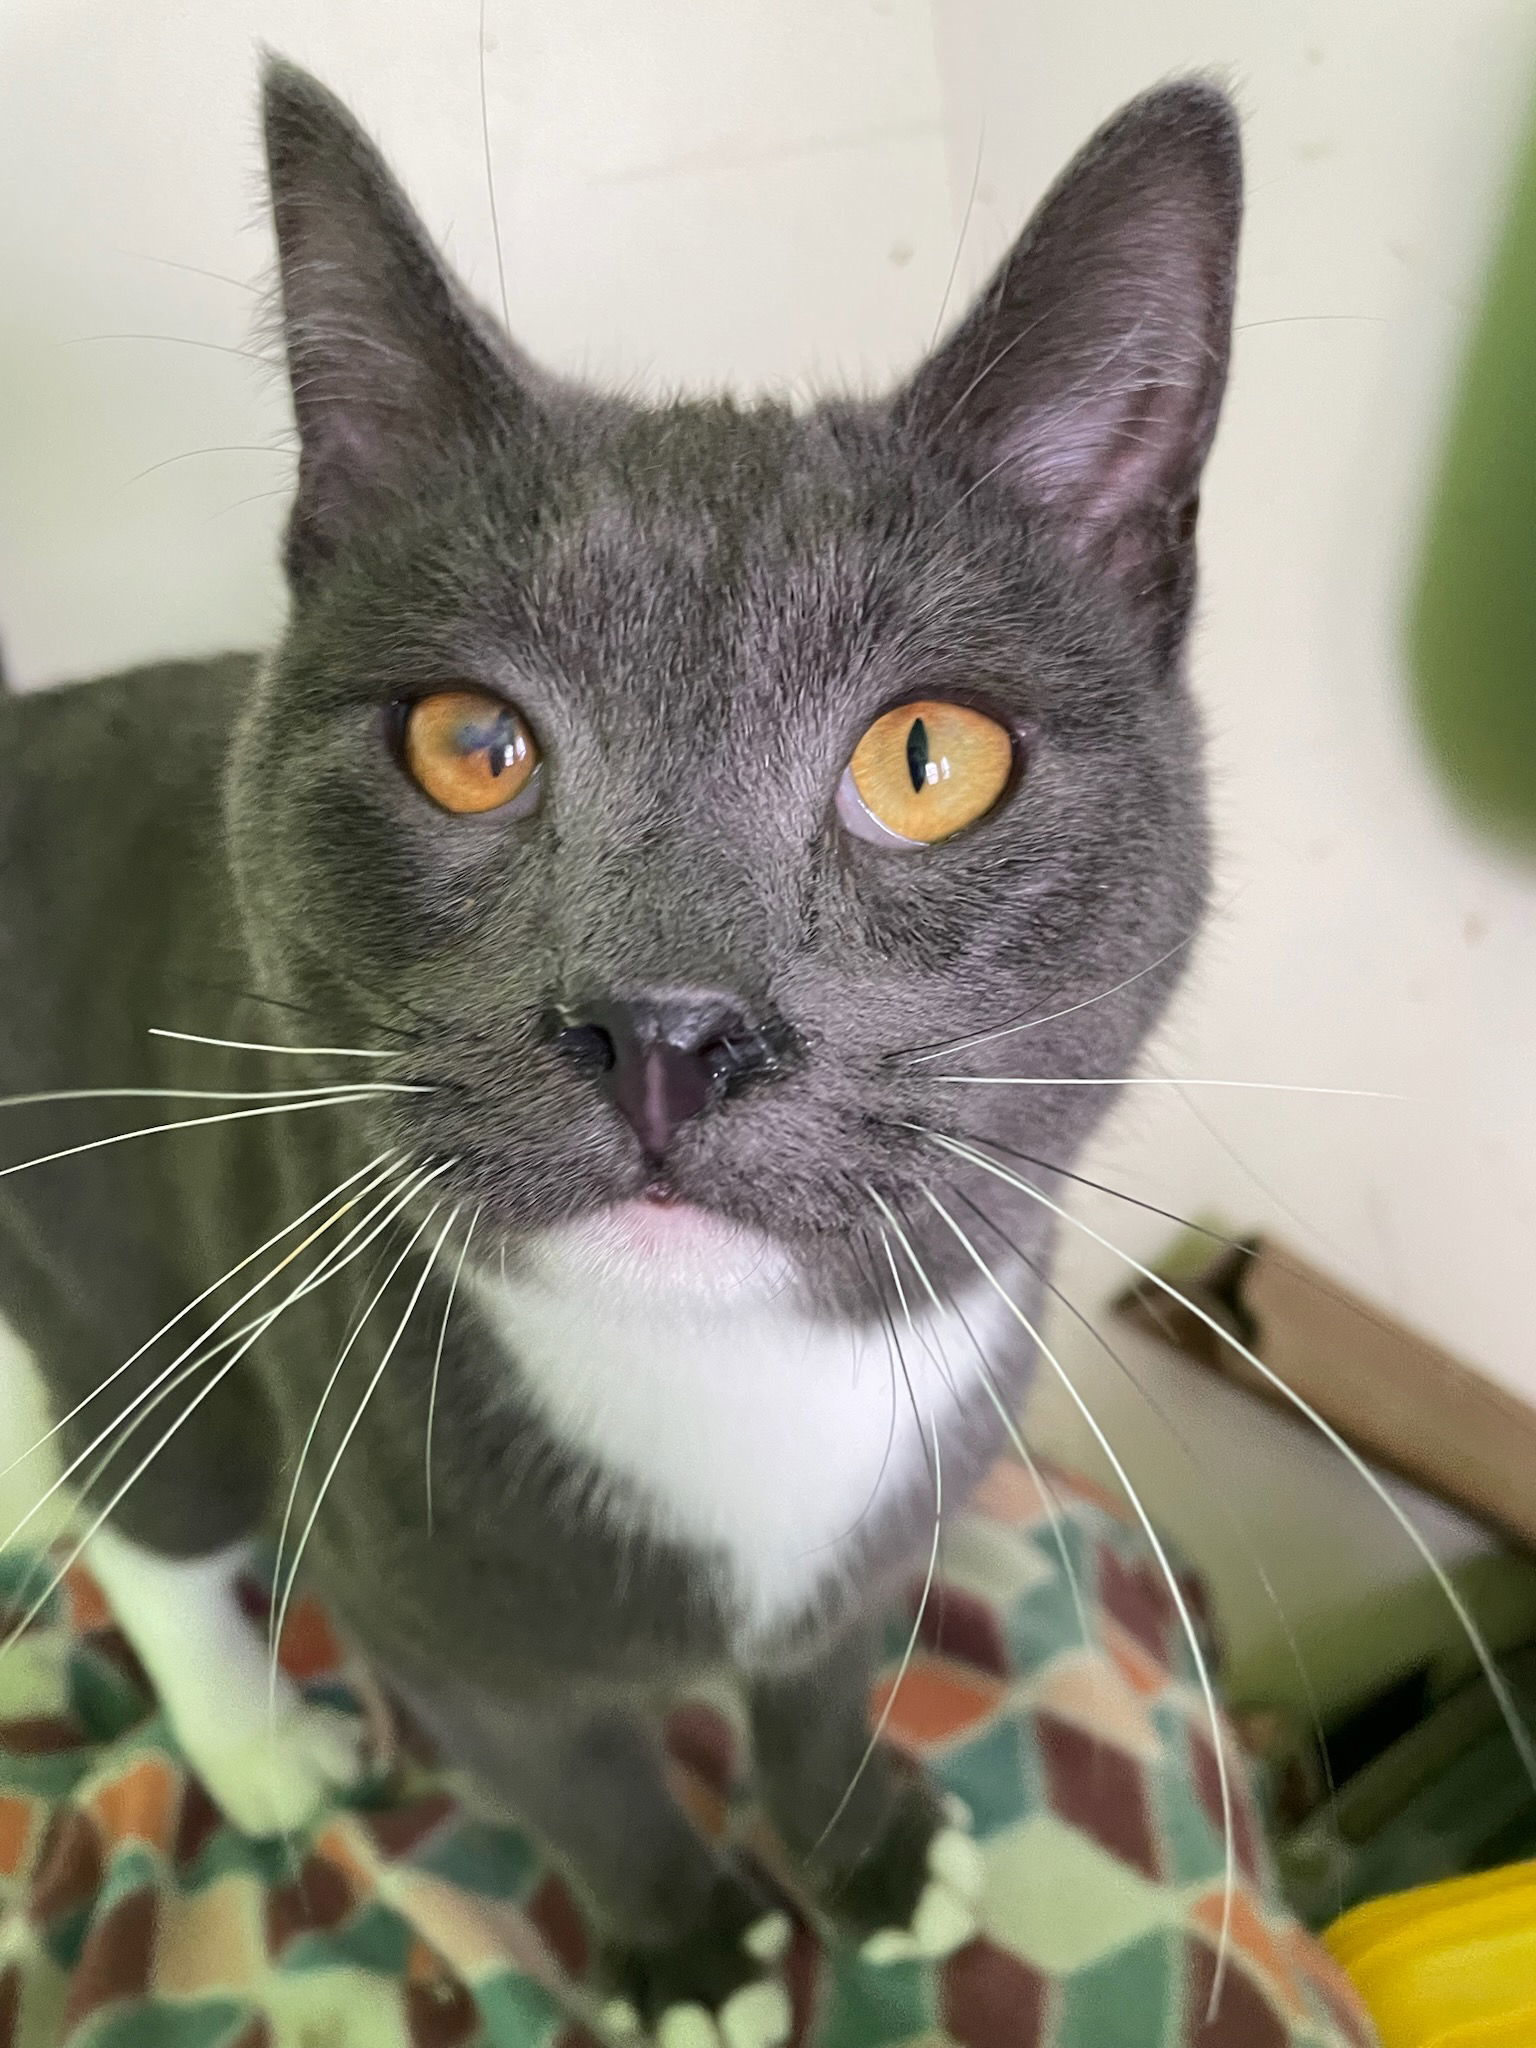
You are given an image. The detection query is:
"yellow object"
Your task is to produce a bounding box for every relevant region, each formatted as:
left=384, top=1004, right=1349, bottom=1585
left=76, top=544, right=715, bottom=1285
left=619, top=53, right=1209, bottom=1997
left=1325, top=1862, right=1536, bottom=2046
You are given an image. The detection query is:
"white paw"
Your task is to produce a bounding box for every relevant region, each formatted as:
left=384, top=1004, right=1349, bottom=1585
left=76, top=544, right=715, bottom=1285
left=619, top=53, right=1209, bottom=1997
left=601, top=1921, right=793, bottom=2046
left=718, top=1979, right=792, bottom=2048
left=651, top=1981, right=792, bottom=2048
left=858, top=1811, right=984, bottom=1966
left=743, top=1912, right=793, bottom=1965
left=179, top=1683, right=366, bottom=1838
left=601, top=1999, right=643, bottom=2041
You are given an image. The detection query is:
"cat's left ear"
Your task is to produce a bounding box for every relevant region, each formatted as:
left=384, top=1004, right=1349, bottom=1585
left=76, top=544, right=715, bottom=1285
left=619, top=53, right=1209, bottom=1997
left=262, top=57, right=528, bottom=584
left=900, top=81, right=1242, bottom=658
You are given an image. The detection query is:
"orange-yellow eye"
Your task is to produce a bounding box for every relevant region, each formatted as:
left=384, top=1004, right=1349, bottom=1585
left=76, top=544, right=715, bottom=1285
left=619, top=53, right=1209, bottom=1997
left=402, top=690, right=541, bottom=816
left=841, top=700, right=1013, bottom=846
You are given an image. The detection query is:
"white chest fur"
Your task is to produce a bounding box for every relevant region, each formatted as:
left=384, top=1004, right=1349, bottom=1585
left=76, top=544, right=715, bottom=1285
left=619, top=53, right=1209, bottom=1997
left=478, top=1260, right=998, bottom=1639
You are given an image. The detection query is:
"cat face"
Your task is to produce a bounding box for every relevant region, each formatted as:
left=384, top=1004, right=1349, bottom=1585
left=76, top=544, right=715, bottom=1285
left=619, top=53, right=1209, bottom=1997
left=227, top=62, right=1241, bottom=1317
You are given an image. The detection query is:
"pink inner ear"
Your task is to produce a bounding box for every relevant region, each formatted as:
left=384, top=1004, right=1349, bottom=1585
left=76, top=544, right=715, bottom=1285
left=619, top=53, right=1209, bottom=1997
left=902, top=86, right=1239, bottom=574
left=992, top=300, right=1213, bottom=543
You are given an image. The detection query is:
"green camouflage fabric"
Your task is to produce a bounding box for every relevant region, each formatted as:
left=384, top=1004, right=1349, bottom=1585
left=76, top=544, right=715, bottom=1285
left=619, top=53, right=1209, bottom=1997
left=0, top=1462, right=1375, bottom=2048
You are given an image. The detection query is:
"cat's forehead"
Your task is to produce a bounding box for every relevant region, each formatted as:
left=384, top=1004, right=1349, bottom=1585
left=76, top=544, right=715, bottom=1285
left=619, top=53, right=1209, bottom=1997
left=490, top=399, right=1033, bottom=721
left=530, top=401, right=894, bottom=599
left=575, top=398, right=820, bottom=515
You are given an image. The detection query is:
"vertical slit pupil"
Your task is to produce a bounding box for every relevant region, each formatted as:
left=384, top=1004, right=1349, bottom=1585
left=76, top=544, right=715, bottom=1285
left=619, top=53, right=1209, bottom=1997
left=464, top=714, right=515, bottom=777
left=906, top=717, right=930, bottom=794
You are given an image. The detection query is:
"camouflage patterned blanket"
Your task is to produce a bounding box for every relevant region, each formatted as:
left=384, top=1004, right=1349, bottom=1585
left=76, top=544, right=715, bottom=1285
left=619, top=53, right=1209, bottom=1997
left=0, top=1462, right=1374, bottom=2048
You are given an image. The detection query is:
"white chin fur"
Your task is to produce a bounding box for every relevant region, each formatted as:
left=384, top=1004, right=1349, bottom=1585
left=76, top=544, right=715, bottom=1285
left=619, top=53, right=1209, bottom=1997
left=522, top=1199, right=797, bottom=1305
left=477, top=1209, right=1013, bottom=1637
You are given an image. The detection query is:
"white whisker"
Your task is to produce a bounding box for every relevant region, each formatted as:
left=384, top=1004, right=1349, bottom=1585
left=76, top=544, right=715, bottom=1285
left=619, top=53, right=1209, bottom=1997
left=926, top=1127, right=1536, bottom=1801
left=0, top=1168, right=447, bottom=1661
left=267, top=1170, right=452, bottom=1694
left=926, top=1076, right=1400, bottom=1097
left=149, top=1027, right=397, bottom=1060
left=0, top=1151, right=401, bottom=1484
left=1009, top=1228, right=1343, bottom=1905
left=925, top=304, right=1051, bottom=447
left=0, top=1164, right=408, bottom=1560
left=810, top=1239, right=942, bottom=1861
left=868, top=1183, right=1092, bottom=1650
left=800, top=1234, right=903, bottom=1556
left=0, top=1084, right=419, bottom=1110
left=875, top=1230, right=941, bottom=1503
left=427, top=1205, right=480, bottom=1534
left=920, top=1179, right=1237, bottom=2014
left=865, top=1192, right=960, bottom=1406
left=0, top=1091, right=428, bottom=1188
left=1, top=1369, right=268, bottom=1658
left=929, top=124, right=985, bottom=352
left=270, top=1203, right=458, bottom=1700
left=902, top=934, right=1197, bottom=1065
left=54, top=1162, right=426, bottom=1540
left=478, top=0, right=511, bottom=331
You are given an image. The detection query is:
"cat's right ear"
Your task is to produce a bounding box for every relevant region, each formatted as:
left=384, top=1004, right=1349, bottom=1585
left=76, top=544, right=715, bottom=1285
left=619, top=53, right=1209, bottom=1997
left=899, top=82, right=1242, bottom=661
left=261, top=57, right=526, bottom=585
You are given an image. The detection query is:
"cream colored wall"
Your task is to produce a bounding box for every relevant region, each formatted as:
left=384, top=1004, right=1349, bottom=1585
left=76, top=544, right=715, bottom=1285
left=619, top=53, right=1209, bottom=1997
left=1, top=0, right=1533, bottom=1700
left=0, top=0, right=954, bottom=683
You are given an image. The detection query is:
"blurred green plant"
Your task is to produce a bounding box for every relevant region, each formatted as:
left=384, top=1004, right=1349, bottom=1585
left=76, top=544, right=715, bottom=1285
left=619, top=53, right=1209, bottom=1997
left=1408, top=84, right=1536, bottom=855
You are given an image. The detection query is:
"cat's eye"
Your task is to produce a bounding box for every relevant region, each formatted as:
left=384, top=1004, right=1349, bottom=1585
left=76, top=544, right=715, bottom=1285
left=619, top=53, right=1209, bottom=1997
left=838, top=700, right=1014, bottom=847
left=402, top=689, right=542, bottom=817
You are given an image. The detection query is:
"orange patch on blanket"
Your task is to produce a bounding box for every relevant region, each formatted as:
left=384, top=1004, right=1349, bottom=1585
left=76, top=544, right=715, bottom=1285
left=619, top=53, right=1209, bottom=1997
left=274, top=1594, right=345, bottom=1680
left=1103, top=1621, right=1167, bottom=1700
left=1194, top=1888, right=1304, bottom=2017
left=871, top=1659, right=1006, bottom=1748
left=62, top=1567, right=110, bottom=1635
left=91, top=1756, right=179, bottom=1852
left=0, top=1793, right=32, bottom=1876
left=971, top=1461, right=1050, bottom=1525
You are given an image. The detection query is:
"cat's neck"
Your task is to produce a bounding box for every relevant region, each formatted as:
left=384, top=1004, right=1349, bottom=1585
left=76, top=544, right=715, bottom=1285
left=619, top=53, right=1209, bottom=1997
left=474, top=1248, right=1026, bottom=1642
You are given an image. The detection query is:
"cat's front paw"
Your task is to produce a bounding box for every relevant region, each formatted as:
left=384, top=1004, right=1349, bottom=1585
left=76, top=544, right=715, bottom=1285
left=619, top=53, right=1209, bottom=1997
left=176, top=1677, right=366, bottom=1837
left=824, top=1788, right=984, bottom=1965
left=601, top=1878, right=792, bottom=2048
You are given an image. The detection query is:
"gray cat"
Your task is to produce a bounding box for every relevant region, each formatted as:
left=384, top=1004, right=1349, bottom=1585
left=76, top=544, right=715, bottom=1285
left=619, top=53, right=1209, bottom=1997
left=0, top=60, right=1240, bottom=2046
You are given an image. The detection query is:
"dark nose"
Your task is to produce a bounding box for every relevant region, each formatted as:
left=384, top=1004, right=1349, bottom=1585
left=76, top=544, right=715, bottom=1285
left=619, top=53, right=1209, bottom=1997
left=551, top=992, right=779, bottom=1161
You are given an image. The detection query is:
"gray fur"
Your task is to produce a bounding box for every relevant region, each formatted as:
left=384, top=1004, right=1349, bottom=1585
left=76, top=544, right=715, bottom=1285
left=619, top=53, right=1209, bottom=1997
left=0, top=59, right=1240, bottom=2022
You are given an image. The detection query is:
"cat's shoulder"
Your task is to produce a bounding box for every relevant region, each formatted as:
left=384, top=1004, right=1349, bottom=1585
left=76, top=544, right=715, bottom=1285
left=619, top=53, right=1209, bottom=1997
left=0, top=653, right=258, bottom=815
left=0, top=651, right=258, bottom=745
